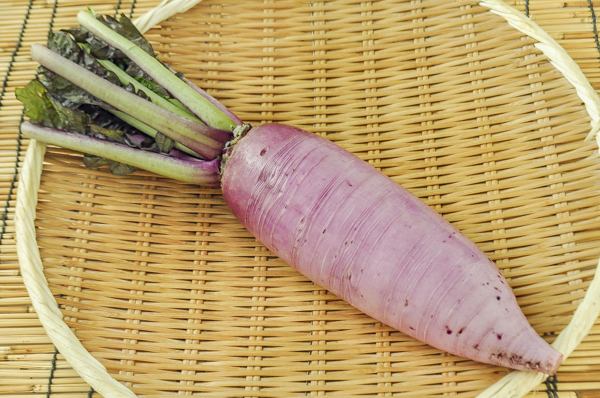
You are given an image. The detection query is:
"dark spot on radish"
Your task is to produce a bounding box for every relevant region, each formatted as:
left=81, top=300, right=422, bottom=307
left=473, top=344, right=479, bottom=350
left=525, top=361, right=536, bottom=370
left=404, top=300, right=409, bottom=307
left=496, top=296, right=501, bottom=301
left=445, top=326, right=452, bottom=335
left=509, top=355, right=521, bottom=365
left=497, top=333, right=502, bottom=340
left=409, top=326, right=415, bottom=331
left=322, top=229, right=326, bottom=234
left=458, top=327, right=465, bottom=335
left=347, top=181, right=353, bottom=187
left=260, top=148, right=267, bottom=156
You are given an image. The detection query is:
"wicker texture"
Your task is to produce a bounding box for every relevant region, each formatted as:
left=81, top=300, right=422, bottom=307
left=6, top=0, right=600, bottom=397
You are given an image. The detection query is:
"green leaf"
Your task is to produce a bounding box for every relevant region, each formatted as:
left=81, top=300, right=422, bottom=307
left=16, top=80, right=60, bottom=127
left=15, top=80, right=89, bottom=134
left=49, top=31, right=121, bottom=86
left=48, top=31, right=83, bottom=63
left=83, top=154, right=136, bottom=175
left=83, top=154, right=109, bottom=168
left=65, top=26, right=90, bottom=43
left=46, top=95, right=89, bottom=134
left=89, top=124, right=126, bottom=143
left=154, top=132, right=174, bottom=154
left=38, top=66, right=102, bottom=107
left=109, top=160, right=136, bottom=175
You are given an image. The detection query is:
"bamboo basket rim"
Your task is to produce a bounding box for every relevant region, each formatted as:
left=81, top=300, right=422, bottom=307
left=13, top=1, right=600, bottom=397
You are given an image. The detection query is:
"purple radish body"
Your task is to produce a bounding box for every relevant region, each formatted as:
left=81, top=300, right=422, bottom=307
left=222, top=123, right=563, bottom=375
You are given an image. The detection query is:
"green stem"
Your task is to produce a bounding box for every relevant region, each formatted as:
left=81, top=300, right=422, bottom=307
left=22, top=122, right=221, bottom=185
left=31, top=43, right=229, bottom=160
left=84, top=44, right=203, bottom=124
left=78, top=10, right=236, bottom=131
left=106, top=108, right=199, bottom=157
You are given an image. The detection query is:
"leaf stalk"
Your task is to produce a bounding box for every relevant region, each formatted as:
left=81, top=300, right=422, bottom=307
left=78, top=10, right=237, bottom=131
left=22, top=122, right=221, bottom=185
left=31, top=43, right=227, bottom=160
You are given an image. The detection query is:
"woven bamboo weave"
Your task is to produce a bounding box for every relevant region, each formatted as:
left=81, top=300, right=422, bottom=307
left=7, top=0, right=600, bottom=397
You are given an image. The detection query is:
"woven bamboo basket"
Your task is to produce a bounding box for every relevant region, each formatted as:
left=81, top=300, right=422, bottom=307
left=14, top=0, right=600, bottom=396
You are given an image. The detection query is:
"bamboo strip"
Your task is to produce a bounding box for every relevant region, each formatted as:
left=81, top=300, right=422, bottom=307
left=16, top=140, right=136, bottom=398
left=487, top=1, right=600, bottom=142
left=473, top=3, right=600, bottom=397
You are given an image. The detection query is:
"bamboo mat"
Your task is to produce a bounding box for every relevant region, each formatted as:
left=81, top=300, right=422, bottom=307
left=3, top=0, right=600, bottom=397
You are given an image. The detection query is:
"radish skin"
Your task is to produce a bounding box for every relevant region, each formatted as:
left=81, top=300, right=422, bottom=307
left=222, top=123, right=563, bottom=375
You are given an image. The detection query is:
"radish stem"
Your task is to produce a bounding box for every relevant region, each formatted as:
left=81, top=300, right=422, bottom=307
left=87, top=47, right=203, bottom=124
left=77, top=10, right=236, bottom=131
left=106, top=108, right=199, bottom=157
left=174, top=70, right=243, bottom=125
left=22, top=122, right=221, bottom=185
left=31, top=43, right=228, bottom=160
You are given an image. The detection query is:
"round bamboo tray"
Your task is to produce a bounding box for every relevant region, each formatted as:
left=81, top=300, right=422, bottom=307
left=15, top=0, right=600, bottom=397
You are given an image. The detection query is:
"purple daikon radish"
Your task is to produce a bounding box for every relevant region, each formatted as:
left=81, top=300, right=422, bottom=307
left=17, top=10, right=563, bottom=375
left=221, top=124, right=562, bottom=374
